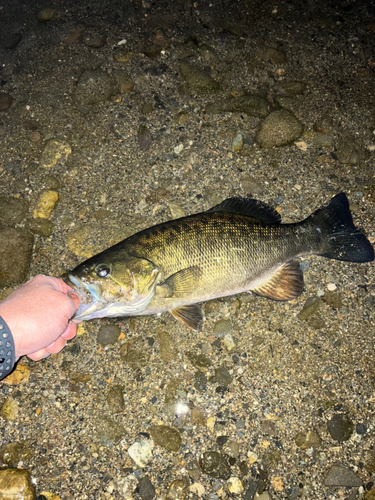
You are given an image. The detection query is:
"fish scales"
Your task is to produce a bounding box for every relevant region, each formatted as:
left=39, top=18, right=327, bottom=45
left=64, top=193, right=374, bottom=330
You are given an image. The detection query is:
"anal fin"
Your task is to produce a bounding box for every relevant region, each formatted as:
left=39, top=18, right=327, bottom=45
left=252, top=260, right=304, bottom=301
left=170, top=304, right=203, bottom=331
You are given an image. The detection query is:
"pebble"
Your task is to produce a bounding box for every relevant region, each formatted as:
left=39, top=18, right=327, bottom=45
left=138, top=125, right=152, bottom=151
left=232, top=134, right=244, bottom=152
left=98, top=325, right=121, bottom=346
left=324, top=464, right=362, bottom=487
left=116, top=474, right=138, bottom=498
left=1, top=364, right=30, bottom=385
left=212, top=319, right=232, bottom=336
left=205, top=95, right=270, bottom=117
left=241, top=177, right=264, bottom=196
left=186, top=351, right=212, bottom=371
left=174, top=144, right=184, bottom=154
left=33, top=190, right=58, bottom=219
left=0, top=468, right=35, bottom=500
left=191, top=407, right=207, bottom=426
left=199, top=451, right=231, bottom=480
left=150, top=425, right=181, bottom=452
left=81, top=26, right=107, bottom=48
left=73, top=70, right=115, bottom=111
left=120, top=338, right=150, bottom=369
left=168, top=203, right=186, bottom=219
left=0, top=397, right=19, bottom=420
left=256, top=109, right=304, bottom=148
left=106, top=384, right=125, bottom=414
left=166, top=479, right=187, bottom=500
left=157, top=331, right=178, bottom=362
left=0, top=197, right=29, bottom=226
left=214, top=366, right=232, bottom=386
left=327, top=413, right=354, bottom=441
left=40, top=139, right=71, bottom=169
left=114, top=70, right=134, bottom=94
left=323, top=291, right=342, bottom=309
left=0, top=441, right=34, bottom=467
left=128, top=440, right=154, bottom=467
left=298, top=297, right=321, bottom=320
left=295, top=429, right=322, bottom=449
left=335, top=135, right=362, bottom=164
left=93, top=415, right=126, bottom=447
left=189, top=483, right=205, bottom=495
left=257, top=492, right=272, bottom=500
left=0, top=228, right=34, bottom=287
left=138, top=476, right=156, bottom=500
left=327, top=283, right=337, bottom=291
left=223, top=333, right=236, bottom=352
left=0, top=94, right=13, bottom=112
left=178, top=61, right=220, bottom=94
left=37, top=7, right=54, bottom=20
left=247, top=451, right=258, bottom=464
left=193, top=370, right=207, bottom=391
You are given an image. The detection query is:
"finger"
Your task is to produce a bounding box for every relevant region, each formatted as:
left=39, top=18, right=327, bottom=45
left=27, top=349, right=51, bottom=361
left=45, top=336, right=67, bottom=354
left=60, top=322, right=78, bottom=341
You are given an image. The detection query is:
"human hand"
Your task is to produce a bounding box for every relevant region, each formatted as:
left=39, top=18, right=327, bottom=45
left=0, top=275, right=80, bottom=361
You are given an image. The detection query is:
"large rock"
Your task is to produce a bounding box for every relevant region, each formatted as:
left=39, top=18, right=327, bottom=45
left=256, top=109, right=303, bottom=148
left=0, top=468, right=36, bottom=500
left=0, top=228, right=34, bottom=287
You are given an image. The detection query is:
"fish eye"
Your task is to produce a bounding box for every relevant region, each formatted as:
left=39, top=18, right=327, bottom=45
left=95, top=263, right=111, bottom=278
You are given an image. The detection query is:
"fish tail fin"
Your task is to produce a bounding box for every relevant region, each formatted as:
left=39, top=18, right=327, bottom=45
left=306, top=193, right=374, bottom=263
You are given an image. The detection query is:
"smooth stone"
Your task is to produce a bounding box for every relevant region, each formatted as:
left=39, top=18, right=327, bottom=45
left=191, top=407, right=207, bottom=426
left=244, top=479, right=257, bottom=499
left=273, top=80, right=305, bottom=95
left=324, top=464, right=362, bottom=487
left=93, top=415, right=126, bottom=447
left=158, top=331, right=178, bottom=362
left=0, top=228, right=34, bottom=287
left=0, top=441, right=34, bottom=467
left=98, top=325, right=121, bottom=346
left=186, top=351, right=212, bottom=370
left=298, top=297, right=321, bottom=320
left=120, top=338, right=150, bottom=368
left=37, top=7, right=54, bottom=20
left=0, top=197, right=29, bottom=226
left=114, top=70, right=134, bottom=93
left=40, top=139, right=71, bottom=169
left=116, top=474, right=138, bottom=497
left=241, top=177, right=263, bottom=195
left=0, top=397, right=19, bottom=420
left=28, top=218, right=54, bottom=238
left=82, top=26, right=107, bottom=48
left=295, top=429, right=322, bottom=449
left=106, top=384, right=125, bottom=414
left=178, top=61, right=220, bottom=94
left=73, top=70, right=115, bottom=110
left=212, top=319, right=232, bottom=336
left=150, top=425, right=181, bottom=452
left=128, top=440, right=154, bottom=467
left=137, top=125, right=152, bottom=151
left=168, top=203, right=185, bottom=219
left=323, top=292, right=342, bottom=309
left=356, top=423, right=367, bottom=435
left=214, top=366, right=232, bottom=386
left=32, top=190, right=58, bottom=219
left=0, top=468, right=35, bottom=500
left=223, top=333, right=236, bottom=352
left=166, top=479, right=188, bottom=500
left=205, top=95, right=270, bottom=117
left=274, top=95, right=301, bottom=115
left=193, top=371, right=207, bottom=391
left=199, top=451, right=231, bottom=480
left=327, top=414, right=354, bottom=441
left=336, top=136, right=362, bottom=164
left=189, top=483, right=205, bottom=495
left=138, top=476, right=156, bottom=500
left=228, top=477, right=244, bottom=494
left=256, top=109, right=303, bottom=148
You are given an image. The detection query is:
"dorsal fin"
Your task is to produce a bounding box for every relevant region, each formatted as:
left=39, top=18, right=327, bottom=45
left=252, top=260, right=304, bottom=301
left=207, top=197, right=281, bottom=225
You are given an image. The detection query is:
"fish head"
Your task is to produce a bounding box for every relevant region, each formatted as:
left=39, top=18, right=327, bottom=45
left=63, top=251, right=159, bottom=321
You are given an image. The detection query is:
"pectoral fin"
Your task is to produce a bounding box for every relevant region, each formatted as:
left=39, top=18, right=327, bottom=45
left=252, top=260, right=304, bottom=301
left=170, top=304, right=203, bottom=331
left=158, top=266, right=202, bottom=298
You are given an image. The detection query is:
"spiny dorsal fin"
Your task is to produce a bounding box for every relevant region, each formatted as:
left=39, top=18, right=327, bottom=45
left=252, top=260, right=304, bottom=301
left=158, top=266, right=202, bottom=298
left=170, top=304, right=203, bottom=331
left=207, top=197, right=281, bottom=224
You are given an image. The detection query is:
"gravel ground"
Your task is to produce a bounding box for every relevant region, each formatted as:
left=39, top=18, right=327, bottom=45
left=0, top=0, right=375, bottom=499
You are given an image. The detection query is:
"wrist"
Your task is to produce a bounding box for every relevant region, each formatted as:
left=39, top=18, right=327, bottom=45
left=0, top=316, right=15, bottom=381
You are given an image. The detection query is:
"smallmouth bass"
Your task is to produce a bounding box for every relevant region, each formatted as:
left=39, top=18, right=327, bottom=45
left=63, top=193, right=374, bottom=331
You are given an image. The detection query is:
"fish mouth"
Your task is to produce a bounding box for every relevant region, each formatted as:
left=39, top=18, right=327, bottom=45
left=64, top=274, right=157, bottom=322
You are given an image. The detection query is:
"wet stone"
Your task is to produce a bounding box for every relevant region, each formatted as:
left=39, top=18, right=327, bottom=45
left=186, top=351, right=212, bottom=371
left=158, top=331, right=178, bottom=362
left=199, top=451, right=231, bottom=480
left=33, top=190, right=58, bottom=219
left=138, top=476, right=156, bottom=500
left=336, top=136, right=362, bottom=164
left=93, top=415, right=126, bottom=447
left=213, top=319, right=232, bottom=336
left=214, top=366, right=232, bottom=386
left=273, top=80, right=306, bottom=95
left=0, top=94, right=13, bottom=112
left=262, top=449, right=281, bottom=469
left=256, top=109, right=303, bottom=148
left=206, top=94, right=270, bottom=118
left=194, top=371, right=207, bottom=391
left=191, top=408, right=207, bottom=426
left=178, top=61, right=220, bottom=94
left=82, top=26, right=107, bottom=48
left=0, top=228, right=33, bottom=287
left=138, top=125, right=152, bottom=151
left=356, top=423, right=367, bottom=435
left=0, top=468, right=35, bottom=500
left=120, top=338, right=150, bottom=368
left=106, top=384, right=125, bottom=414
left=298, top=297, right=321, bottom=320
left=40, top=139, right=71, bottom=169
left=166, top=479, right=188, bottom=500
left=164, top=378, right=182, bottom=415
left=73, top=70, right=115, bottom=111
left=323, top=292, right=342, bottom=309
left=244, top=479, right=257, bottom=500
left=114, top=70, right=134, bottom=94
left=150, top=425, right=181, bottom=452
left=327, top=413, right=354, bottom=441
left=98, top=324, right=121, bottom=346
left=295, top=429, right=322, bottom=449
left=0, top=441, right=34, bottom=467
left=241, top=177, right=264, bottom=196
left=0, top=197, right=29, bottom=226
left=324, top=464, right=362, bottom=487
left=28, top=218, right=54, bottom=238
left=309, top=315, right=325, bottom=330
left=128, top=440, right=154, bottom=467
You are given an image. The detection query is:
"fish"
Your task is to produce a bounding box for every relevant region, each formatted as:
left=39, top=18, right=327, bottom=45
left=63, top=193, right=374, bottom=331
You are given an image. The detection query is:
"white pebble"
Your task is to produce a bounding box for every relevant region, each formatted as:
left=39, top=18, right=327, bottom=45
left=189, top=483, right=205, bottom=495
left=223, top=333, right=236, bottom=352
left=174, top=143, right=184, bottom=154
left=228, top=477, right=244, bottom=494
left=128, top=440, right=154, bottom=467
left=327, top=283, right=337, bottom=291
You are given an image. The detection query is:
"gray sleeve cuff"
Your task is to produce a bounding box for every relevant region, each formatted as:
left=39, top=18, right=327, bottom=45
left=0, top=316, right=15, bottom=381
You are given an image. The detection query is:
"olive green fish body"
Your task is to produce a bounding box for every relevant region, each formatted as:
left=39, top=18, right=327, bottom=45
left=66, top=194, right=374, bottom=330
